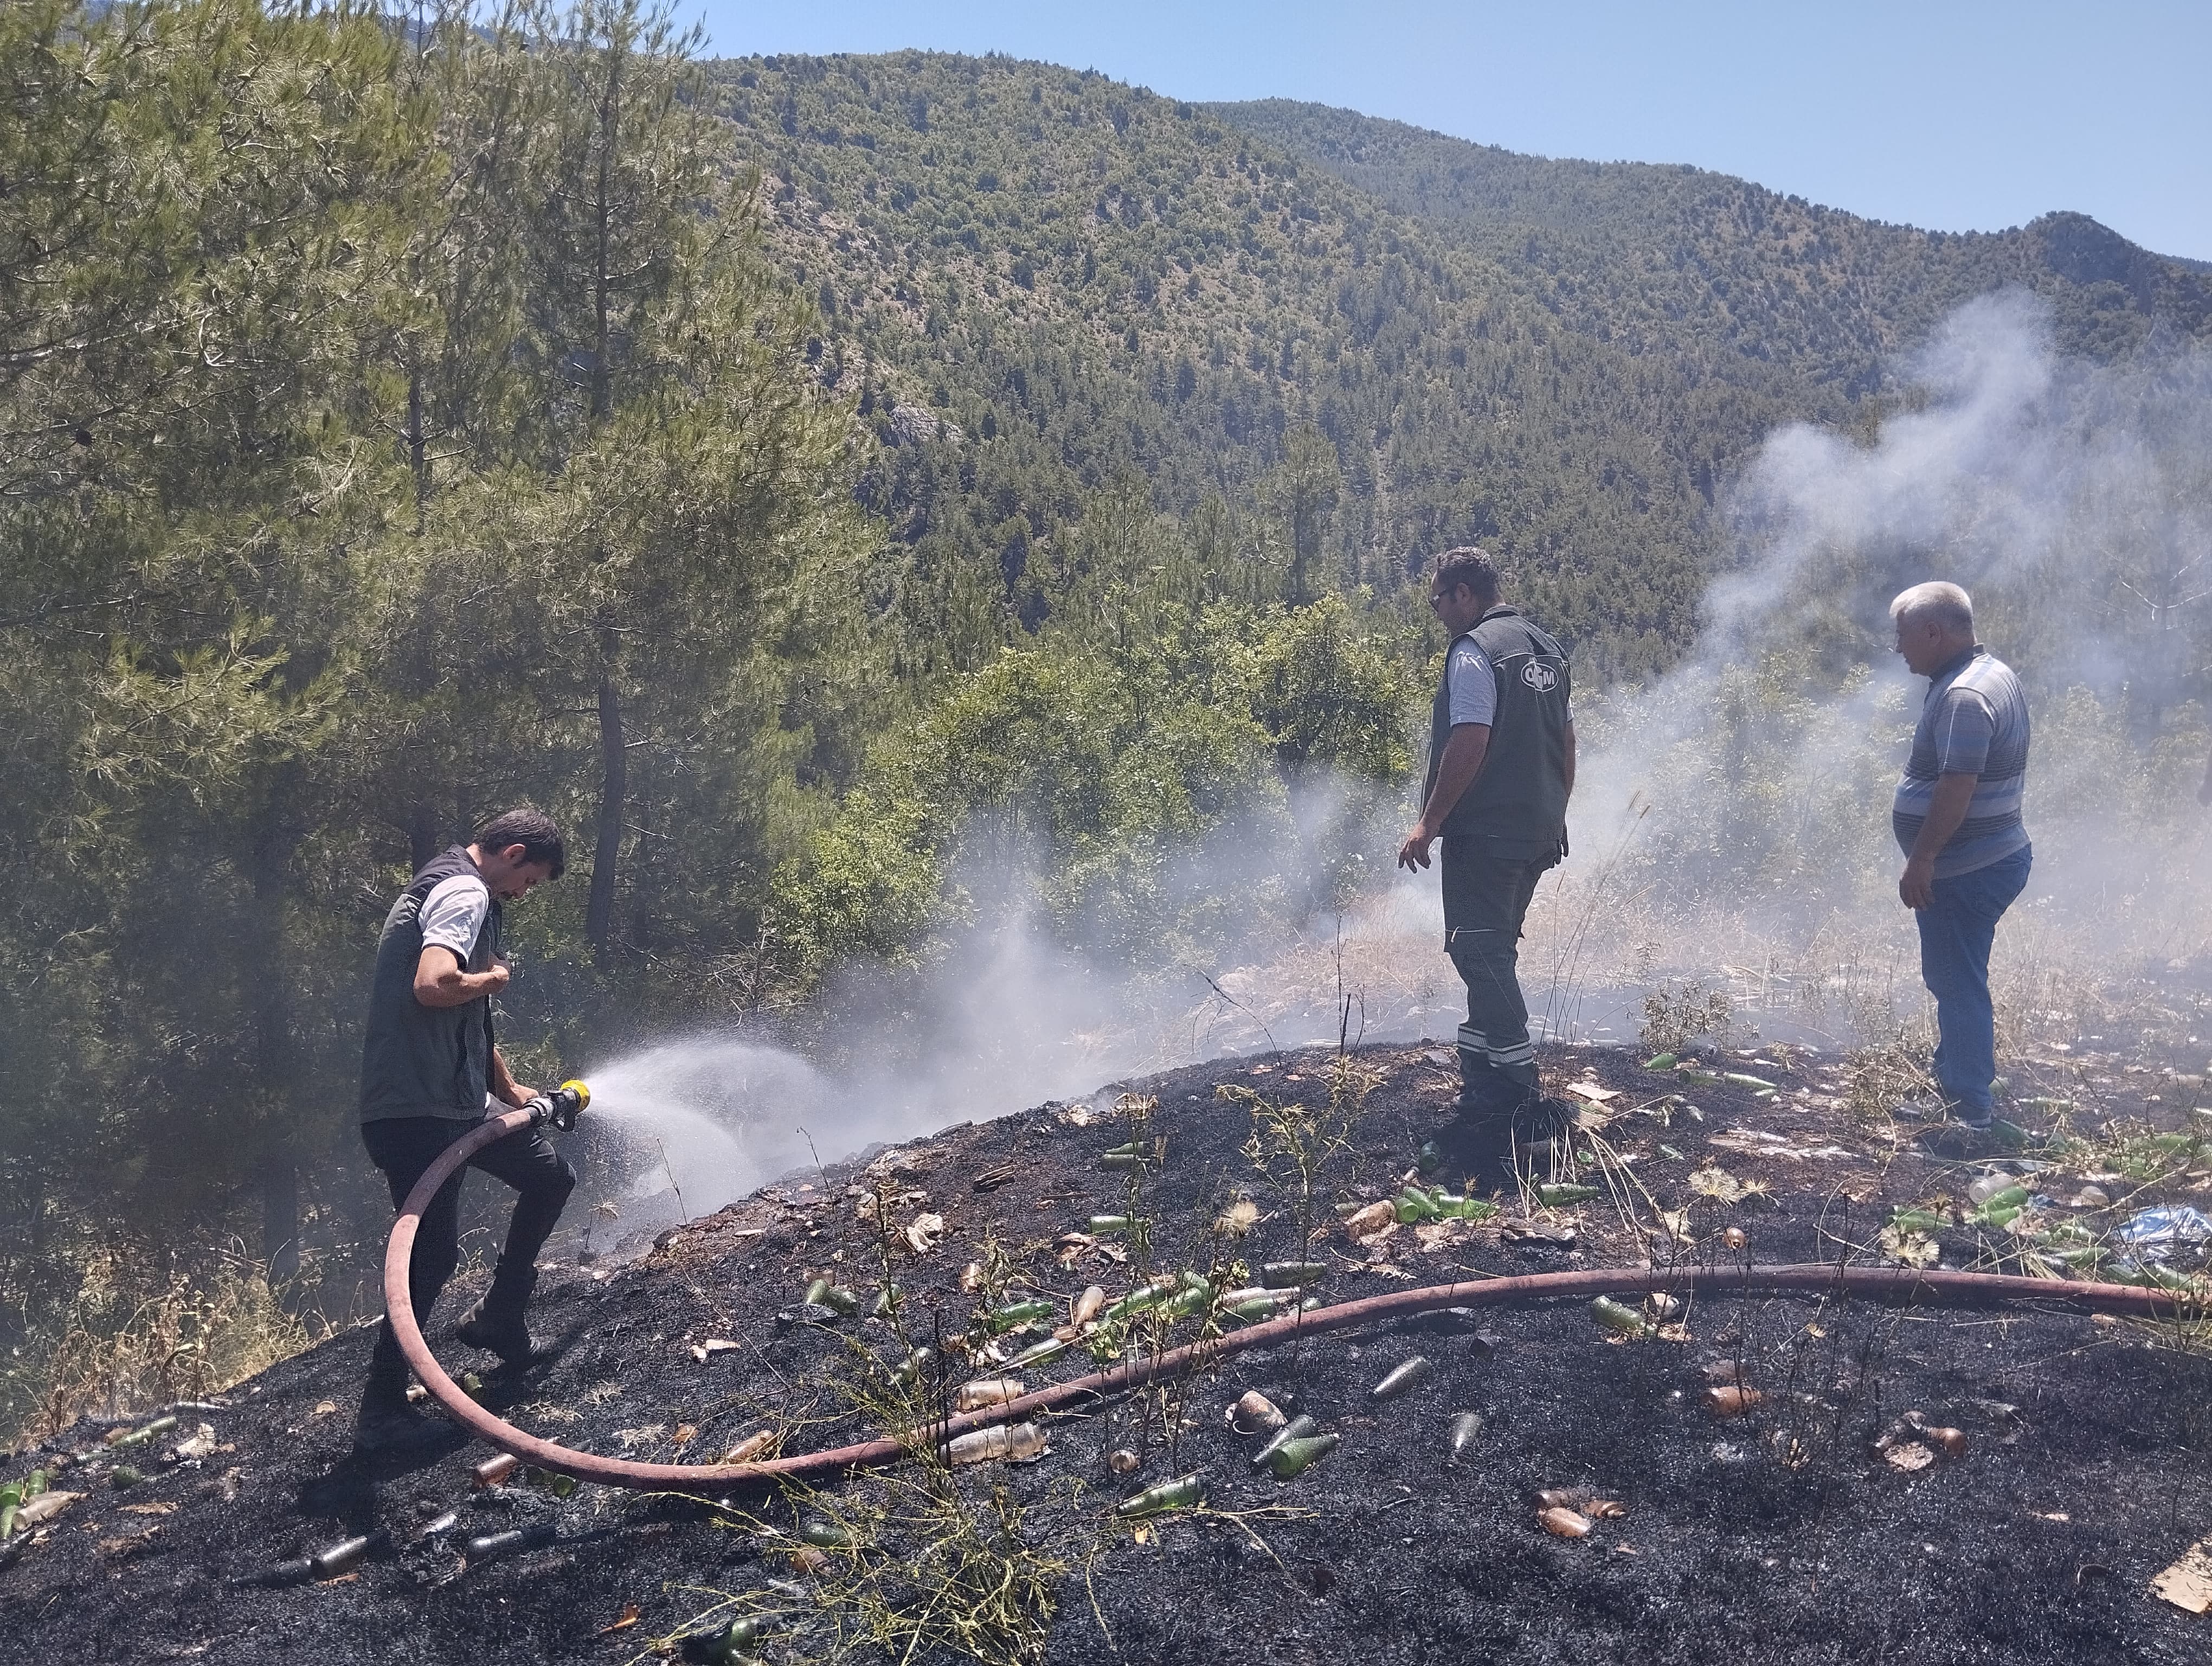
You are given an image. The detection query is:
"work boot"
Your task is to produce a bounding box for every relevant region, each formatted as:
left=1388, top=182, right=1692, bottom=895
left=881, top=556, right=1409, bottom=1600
left=1434, top=1111, right=1516, bottom=1191
left=1435, top=1048, right=1521, bottom=1188
left=1914, top=1117, right=2032, bottom=1161
left=352, top=1328, right=440, bottom=1456
left=1450, top=1045, right=1506, bottom=1117
left=454, top=1268, right=544, bottom=1369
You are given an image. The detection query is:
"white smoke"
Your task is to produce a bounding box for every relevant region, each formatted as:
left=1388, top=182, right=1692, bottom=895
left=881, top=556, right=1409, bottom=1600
left=1557, top=289, right=2212, bottom=1033
left=575, top=291, right=2212, bottom=1233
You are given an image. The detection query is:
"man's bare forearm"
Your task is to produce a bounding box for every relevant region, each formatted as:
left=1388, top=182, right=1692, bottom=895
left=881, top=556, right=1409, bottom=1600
left=488, top=1048, right=533, bottom=1109
left=414, top=947, right=509, bottom=1008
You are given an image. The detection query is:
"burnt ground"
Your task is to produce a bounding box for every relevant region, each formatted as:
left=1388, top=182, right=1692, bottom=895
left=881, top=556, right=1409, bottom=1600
left=5, top=1039, right=2211, bottom=1664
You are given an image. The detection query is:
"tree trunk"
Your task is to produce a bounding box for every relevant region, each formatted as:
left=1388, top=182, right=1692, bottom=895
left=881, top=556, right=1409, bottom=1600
left=408, top=799, right=440, bottom=872
left=406, top=362, right=428, bottom=529
left=250, top=790, right=302, bottom=1288
left=586, top=662, right=625, bottom=961
left=259, top=1157, right=300, bottom=1287
left=589, top=47, right=620, bottom=422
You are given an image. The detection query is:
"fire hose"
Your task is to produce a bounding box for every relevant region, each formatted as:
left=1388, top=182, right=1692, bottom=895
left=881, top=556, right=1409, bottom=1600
left=387, top=1104, right=2205, bottom=1492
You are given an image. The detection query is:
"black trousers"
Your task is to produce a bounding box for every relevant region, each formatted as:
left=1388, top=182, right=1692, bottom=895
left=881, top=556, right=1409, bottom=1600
left=361, top=1114, right=575, bottom=1383
left=1439, top=836, right=1555, bottom=1088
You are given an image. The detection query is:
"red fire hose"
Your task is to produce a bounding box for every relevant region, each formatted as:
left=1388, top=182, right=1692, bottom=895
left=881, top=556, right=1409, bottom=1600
left=387, top=1107, right=2204, bottom=1492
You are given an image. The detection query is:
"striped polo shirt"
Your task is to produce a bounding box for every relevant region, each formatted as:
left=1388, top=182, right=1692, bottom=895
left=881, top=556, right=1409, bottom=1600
left=1892, top=645, right=2030, bottom=878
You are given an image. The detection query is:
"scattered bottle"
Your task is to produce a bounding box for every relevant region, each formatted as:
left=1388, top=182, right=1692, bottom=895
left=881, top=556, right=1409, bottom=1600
left=1535, top=1184, right=1601, bottom=1207
left=1107, top=1447, right=1140, bottom=1475
left=1643, top=1053, right=1678, bottom=1072
left=1263, top=1433, right=1339, bottom=1479
left=1252, top=1414, right=1317, bottom=1468
left=416, top=1509, right=460, bottom=1542
left=1005, top=1336, right=1069, bottom=1369
left=1102, top=1282, right=1170, bottom=1321
left=463, top=1521, right=555, bottom=1566
left=1114, top=1474, right=1204, bottom=1518
left=109, top=1415, right=178, bottom=1449
left=310, top=1532, right=384, bottom=1579
left=984, top=1298, right=1054, bottom=1334
left=1072, top=1286, right=1106, bottom=1325
left=1449, top=1411, right=1483, bottom=1460
left=946, top=1422, right=1047, bottom=1466
left=1590, top=1297, right=1650, bottom=1339
left=1259, top=1261, right=1327, bottom=1289
left=954, top=1378, right=1025, bottom=1413
left=797, top=1516, right=858, bottom=1549
left=702, top=1612, right=780, bottom=1662
left=472, top=1453, right=519, bottom=1487
left=889, top=1347, right=937, bottom=1389
left=719, top=1430, right=776, bottom=1466
left=1158, top=1284, right=1211, bottom=1321
left=1224, top=1292, right=1296, bottom=1324
left=1370, top=1356, right=1433, bottom=1400
left=252, top=1556, right=316, bottom=1588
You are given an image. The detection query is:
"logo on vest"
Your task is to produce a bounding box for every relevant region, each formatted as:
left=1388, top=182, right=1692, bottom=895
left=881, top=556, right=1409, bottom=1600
left=1520, top=661, right=1559, bottom=693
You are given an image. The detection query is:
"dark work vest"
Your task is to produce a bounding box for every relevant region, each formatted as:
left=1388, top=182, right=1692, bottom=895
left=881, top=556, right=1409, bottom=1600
left=1424, top=605, right=1573, bottom=856
left=358, top=845, right=503, bottom=1123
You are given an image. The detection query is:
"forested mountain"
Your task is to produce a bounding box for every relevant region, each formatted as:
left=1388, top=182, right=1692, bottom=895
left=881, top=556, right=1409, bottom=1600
left=714, top=52, right=1723, bottom=682
left=1217, top=99, right=2212, bottom=395
left=716, top=54, right=2208, bottom=681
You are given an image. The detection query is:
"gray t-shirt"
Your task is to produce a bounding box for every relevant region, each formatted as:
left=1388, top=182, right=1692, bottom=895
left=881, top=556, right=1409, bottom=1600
left=1892, top=645, right=2030, bottom=878
left=419, top=874, right=492, bottom=964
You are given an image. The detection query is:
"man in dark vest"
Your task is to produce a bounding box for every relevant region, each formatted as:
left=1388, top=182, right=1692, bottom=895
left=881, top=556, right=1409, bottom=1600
left=354, top=807, right=576, bottom=1452
left=1398, top=548, right=1576, bottom=1183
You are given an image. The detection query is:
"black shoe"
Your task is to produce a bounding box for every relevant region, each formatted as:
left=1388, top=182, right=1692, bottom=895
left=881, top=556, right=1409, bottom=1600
left=1432, top=1110, right=1514, bottom=1188
left=1914, top=1118, right=2030, bottom=1160
left=454, top=1298, right=541, bottom=1369
left=352, top=1394, right=441, bottom=1457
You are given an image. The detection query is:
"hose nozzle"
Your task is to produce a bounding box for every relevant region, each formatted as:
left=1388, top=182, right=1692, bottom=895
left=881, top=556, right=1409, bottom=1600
left=526, top=1079, right=590, bottom=1132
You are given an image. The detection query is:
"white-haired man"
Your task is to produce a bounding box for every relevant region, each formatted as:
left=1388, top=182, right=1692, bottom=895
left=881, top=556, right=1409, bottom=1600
left=1889, top=582, right=2033, bottom=1156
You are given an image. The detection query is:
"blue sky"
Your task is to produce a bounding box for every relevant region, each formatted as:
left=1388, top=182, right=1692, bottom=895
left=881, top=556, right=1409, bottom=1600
left=685, top=1, right=2211, bottom=262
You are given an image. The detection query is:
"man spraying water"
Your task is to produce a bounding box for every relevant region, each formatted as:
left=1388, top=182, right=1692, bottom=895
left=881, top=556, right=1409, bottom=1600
left=353, top=808, right=579, bottom=1454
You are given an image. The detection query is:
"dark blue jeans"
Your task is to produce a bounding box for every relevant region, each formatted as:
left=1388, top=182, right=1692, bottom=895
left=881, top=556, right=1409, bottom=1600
left=1915, top=843, right=2031, bottom=1122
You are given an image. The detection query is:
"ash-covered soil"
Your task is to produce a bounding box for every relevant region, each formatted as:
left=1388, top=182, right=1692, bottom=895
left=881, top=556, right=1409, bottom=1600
left=6, top=1040, right=2210, bottom=1664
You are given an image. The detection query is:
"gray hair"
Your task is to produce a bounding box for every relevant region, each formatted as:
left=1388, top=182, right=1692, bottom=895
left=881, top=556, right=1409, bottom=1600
left=1889, top=581, right=1974, bottom=636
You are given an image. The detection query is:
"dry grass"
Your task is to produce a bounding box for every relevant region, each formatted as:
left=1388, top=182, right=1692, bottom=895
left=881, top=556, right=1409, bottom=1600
left=3, top=1245, right=330, bottom=1450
